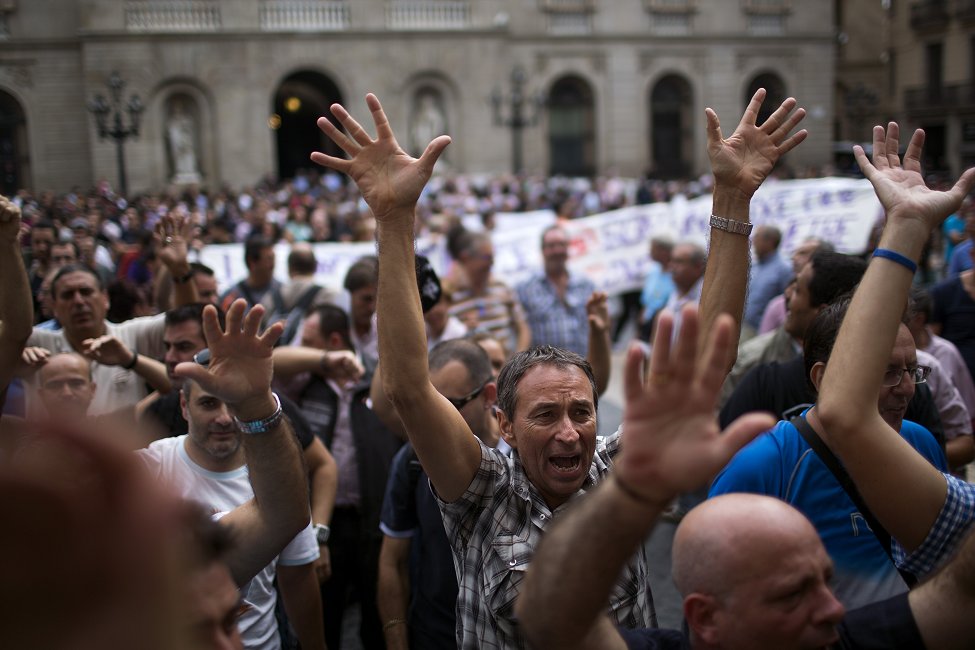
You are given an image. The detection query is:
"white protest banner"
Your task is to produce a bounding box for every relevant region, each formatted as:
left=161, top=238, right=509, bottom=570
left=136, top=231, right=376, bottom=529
left=198, top=177, right=881, bottom=298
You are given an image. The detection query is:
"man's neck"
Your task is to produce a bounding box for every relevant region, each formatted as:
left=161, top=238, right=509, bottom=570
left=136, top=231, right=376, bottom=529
left=182, top=436, right=245, bottom=473
left=65, top=323, right=106, bottom=352
left=545, top=267, right=568, bottom=284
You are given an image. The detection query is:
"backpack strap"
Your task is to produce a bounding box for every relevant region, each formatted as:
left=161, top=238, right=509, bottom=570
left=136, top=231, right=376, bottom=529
left=790, top=415, right=916, bottom=587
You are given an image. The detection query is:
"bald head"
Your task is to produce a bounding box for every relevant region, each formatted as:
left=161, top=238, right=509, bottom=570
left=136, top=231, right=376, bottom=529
left=36, top=353, right=96, bottom=419
left=673, top=494, right=820, bottom=599
left=673, top=494, right=844, bottom=649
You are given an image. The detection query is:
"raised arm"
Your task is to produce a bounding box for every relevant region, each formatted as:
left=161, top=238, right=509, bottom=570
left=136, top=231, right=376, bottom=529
left=910, top=526, right=975, bottom=649
left=271, top=345, right=364, bottom=383
left=154, top=214, right=199, bottom=308
left=516, top=307, right=775, bottom=650
left=0, top=195, right=32, bottom=408
left=586, top=291, right=611, bottom=396
left=310, top=95, right=478, bottom=502
left=700, top=89, right=806, bottom=369
left=813, top=123, right=975, bottom=552
left=174, top=300, right=308, bottom=586
left=81, top=335, right=172, bottom=394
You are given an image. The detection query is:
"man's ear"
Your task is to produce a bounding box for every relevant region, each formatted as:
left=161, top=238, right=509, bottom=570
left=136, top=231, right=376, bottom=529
left=684, top=593, right=721, bottom=647
left=179, top=389, right=189, bottom=421
left=482, top=381, right=498, bottom=410
left=809, top=361, right=827, bottom=393
left=101, top=290, right=110, bottom=311
left=497, top=407, right=516, bottom=448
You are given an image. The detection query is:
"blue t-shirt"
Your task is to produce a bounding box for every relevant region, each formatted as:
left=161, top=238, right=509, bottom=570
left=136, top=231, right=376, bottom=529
left=709, top=416, right=947, bottom=610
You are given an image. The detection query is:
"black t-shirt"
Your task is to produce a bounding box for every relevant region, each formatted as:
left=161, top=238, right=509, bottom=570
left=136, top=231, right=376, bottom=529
left=143, top=390, right=314, bottom=449
left=619, top=593, right=923, bottom=649
left=719, top=356, right=946, bottom=449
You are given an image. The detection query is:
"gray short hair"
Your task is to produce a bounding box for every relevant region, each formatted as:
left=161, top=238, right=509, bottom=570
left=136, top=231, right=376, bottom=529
left=496, top=346, right=598, bottom=420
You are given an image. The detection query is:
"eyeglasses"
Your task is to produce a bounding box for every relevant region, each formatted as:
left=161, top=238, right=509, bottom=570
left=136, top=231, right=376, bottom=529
left=881, top=365, right=931, bottom=387
left=445, top=381, right=488, bottom=410
left=193, top=348, right=211, bottom=367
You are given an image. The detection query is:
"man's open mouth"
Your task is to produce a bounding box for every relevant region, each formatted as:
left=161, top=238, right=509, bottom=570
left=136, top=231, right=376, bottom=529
left=550, top=455, right=581, bottom=473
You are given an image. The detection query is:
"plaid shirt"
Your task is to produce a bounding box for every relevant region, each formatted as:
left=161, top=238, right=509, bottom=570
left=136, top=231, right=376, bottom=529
left=895, top=473, right=975, bottom=577
left=438, top=431, right=657, bottom=650
left=516, top=272, right=595, bottom=356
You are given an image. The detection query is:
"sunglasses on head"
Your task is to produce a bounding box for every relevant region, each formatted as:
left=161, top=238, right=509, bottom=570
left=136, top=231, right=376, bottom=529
left=446, top=380, right=488, bottom=410
left=193, top=348, right=211, bottom=367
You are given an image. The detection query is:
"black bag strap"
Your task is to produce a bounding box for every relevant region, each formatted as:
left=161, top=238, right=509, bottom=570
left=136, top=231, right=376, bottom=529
left=293, top=284, right=322, bottom=313
left=790, top=415, right=917, bottom=587
left=235, top=279, right=258, bottom=306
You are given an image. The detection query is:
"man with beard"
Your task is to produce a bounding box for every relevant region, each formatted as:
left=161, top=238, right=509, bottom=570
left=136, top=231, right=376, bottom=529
left=139, top=370, right=326, bottom=650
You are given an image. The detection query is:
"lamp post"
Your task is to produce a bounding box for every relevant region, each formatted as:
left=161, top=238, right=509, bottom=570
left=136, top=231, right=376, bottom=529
left=88, top=71, right=144, bottom=198
left=491, top=66, right=544, bottom=175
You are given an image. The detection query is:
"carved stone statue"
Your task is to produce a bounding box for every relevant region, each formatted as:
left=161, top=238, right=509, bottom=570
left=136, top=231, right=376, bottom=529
left=167, top=99, right=201, bottom=185
left=410, top=91, right=447, bottom=157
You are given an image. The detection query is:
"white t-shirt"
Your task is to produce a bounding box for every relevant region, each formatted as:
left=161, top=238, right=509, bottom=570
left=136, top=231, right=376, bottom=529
left=28, top=314, right=166, bottom=414
left=138, top=435, right=318, bottom=650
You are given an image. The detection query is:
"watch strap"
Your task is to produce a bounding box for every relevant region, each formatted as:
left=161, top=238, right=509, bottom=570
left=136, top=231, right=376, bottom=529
left=234, top=392, right=283, bottom=435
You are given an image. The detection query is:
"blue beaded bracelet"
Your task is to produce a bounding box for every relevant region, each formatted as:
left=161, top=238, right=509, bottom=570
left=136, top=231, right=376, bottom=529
left=872, top=248, right=917, bottom=274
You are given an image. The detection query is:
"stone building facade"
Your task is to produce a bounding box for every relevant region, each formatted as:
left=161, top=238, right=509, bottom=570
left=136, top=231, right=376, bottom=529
left=894, top=0, right=975, bottom=177
left=0, top=0, right=836, bottom=195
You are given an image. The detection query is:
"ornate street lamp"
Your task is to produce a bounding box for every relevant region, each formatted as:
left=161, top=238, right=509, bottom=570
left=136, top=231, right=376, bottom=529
left=88, top=71, right=144, bottom=198
left=491, top=66, right=544, bottom=175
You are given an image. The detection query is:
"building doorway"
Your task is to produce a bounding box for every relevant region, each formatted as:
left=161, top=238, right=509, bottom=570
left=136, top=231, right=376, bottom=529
left=745, top=72, right=787, bottom=127
left=273, top=71, right=343, bottom=180
left=650, top=74, right=693, bottom=178
left=547, top=75, right=595, bottom=177
left=0, top=91, right=29, bottom=194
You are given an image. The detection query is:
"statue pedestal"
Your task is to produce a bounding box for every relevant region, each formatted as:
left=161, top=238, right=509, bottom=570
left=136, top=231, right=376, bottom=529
left=171, top=171, right=202, bottom=186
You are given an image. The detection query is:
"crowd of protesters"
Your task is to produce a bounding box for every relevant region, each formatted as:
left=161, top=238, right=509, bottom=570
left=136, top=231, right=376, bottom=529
left=2, top=84, right=975, bottom=650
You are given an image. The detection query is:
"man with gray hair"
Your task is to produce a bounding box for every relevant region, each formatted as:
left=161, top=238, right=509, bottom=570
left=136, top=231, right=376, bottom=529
left=639, top=235, right=675, bottom=341
left=743, top=224, right=792, bottom=339
left=663, top=241, right=706, bottom=340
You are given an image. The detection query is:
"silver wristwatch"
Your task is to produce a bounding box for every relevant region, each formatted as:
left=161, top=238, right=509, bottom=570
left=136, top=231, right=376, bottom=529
left=314, top=523, right=331, bottom=545
left=709, top=214, right=753, bottom=236
left=233, top=393, right=283, bottom=435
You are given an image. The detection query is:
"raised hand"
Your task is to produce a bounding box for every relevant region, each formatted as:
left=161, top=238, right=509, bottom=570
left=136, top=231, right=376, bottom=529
left=706, top=88, right=807, bottom=199
left=854, top=123, right=975, bottom=233
left=81, top=335, right=135, bottom=367
left=173, top=299, right=283, bottom=418
left=0, top=193, right=21, bottom=243
left=20, top=346, right=50, bottom=372
left=153, top=213, right=191, bottom=272
left=310, top=94, right=450, bottom=223
left=585, top=291, right=609, bottom=334
left=616, top=305, right=775, bottom=506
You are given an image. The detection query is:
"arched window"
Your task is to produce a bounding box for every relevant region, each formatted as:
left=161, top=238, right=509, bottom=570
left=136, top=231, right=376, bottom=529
left=650, top=74, right=693, bottom=179
left=547, top=75, right=595, bottom=177
left=273, top=71, right=343, bottom=180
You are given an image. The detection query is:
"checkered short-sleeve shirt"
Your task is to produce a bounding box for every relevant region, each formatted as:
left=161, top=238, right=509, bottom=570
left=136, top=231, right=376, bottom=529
left=437, top=430, right=657, bottom=649
left=895, top=473, right=975, bottom=577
